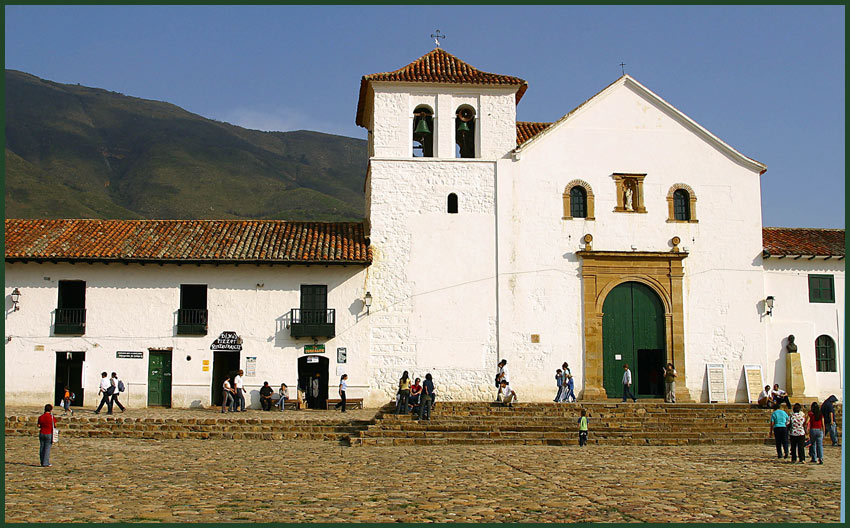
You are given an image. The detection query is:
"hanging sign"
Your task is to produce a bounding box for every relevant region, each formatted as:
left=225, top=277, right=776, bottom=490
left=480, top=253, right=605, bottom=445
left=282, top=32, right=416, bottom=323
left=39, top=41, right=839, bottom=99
left=337, top=347, right=347, bottom=363
left=743, top=364, right=764, bottom=403
left=307, top=356, right=320, bottom=364
left=211, top=331, right=243, bottom=352
left=116, top=351, right=143, bottom=359
left=705, top=363, right=727, bottom=403
left=245, top=357, right=257, bottom=377
left=304, top=344, right=325, bottom=354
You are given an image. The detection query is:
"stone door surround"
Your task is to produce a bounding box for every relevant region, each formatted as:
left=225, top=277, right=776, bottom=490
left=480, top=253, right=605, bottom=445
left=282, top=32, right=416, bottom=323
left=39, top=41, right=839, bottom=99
left=577, top=250, right=689, bottom=402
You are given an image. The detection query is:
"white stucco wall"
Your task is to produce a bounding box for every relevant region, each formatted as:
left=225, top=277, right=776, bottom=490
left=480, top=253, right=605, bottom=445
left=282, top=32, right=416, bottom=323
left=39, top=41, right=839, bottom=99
left=762, top=259, right=844, bottom=400
left=4, top=263, right=371, bottom=407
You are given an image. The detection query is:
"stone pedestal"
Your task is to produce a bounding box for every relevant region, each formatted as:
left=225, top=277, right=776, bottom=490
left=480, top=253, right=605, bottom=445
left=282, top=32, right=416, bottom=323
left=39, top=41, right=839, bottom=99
left=785, top=353, right=806, bottom=398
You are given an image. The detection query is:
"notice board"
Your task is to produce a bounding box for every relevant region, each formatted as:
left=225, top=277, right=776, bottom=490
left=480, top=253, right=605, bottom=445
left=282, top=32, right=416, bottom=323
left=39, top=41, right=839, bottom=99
left=705, top=363, right=727, bottom=403
left=743, top=364, right=763, bottom=403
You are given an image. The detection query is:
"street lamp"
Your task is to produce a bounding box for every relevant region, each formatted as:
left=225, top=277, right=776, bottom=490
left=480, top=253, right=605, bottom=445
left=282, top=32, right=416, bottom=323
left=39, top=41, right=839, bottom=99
left=364, top=291, right=373, bottom=315
left=765, top=295, right=775, bottom=316
left=10, top=288, right=21, bottom=311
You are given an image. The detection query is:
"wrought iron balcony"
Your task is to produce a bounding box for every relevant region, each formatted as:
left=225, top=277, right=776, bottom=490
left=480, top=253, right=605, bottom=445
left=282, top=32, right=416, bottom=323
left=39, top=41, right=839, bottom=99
left=55, top=308, right=86, bottom=335
left=290, top=308, right=335, bottom=338
left=177, top=308, right=208, bottom=335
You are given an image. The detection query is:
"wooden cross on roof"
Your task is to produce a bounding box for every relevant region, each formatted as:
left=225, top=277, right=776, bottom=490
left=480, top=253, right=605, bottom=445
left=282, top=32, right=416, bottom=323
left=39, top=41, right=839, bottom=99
left=431, top=30, right=446, bottom=47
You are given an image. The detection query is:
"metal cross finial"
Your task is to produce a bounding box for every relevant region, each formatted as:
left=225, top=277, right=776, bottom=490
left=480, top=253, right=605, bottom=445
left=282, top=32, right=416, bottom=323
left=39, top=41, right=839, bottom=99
left=431, top=30, right=446, bottom=47
left=620, top=62, right=626, bottom=76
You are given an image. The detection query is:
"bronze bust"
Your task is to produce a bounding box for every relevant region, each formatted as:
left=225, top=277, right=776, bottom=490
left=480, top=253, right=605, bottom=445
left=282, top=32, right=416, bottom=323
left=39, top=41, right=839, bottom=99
left=786, top=335, right=797, bottom=353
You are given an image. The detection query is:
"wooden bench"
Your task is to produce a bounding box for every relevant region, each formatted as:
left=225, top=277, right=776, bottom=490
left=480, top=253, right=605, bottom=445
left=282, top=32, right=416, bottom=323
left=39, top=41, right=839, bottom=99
left=270, top=397, right=300, bottom=410
left=326, top=398, right=364, bottom=410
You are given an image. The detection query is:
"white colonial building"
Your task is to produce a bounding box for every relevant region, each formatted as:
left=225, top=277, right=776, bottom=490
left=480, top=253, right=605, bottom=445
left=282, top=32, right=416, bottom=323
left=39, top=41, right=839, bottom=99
left=4, top=48, right=844, bottom=408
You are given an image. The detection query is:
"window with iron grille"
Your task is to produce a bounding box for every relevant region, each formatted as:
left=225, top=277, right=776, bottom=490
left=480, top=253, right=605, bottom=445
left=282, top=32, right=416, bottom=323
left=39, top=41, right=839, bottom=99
left=815, top=335, right=836, bottom=372
left=673, top=189, right=690, bottom=221
left=808, top=274, right=835, bottom=303
left=570, top=186, right=587, bottom=218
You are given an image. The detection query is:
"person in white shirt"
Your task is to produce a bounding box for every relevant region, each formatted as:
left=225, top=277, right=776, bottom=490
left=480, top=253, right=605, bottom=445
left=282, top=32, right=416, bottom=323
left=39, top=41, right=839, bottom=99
left=498, top=379, right=516, bottom=407
left=276, top=383, right=289, bottom=411
left=495, top=359, right=509, bottom=401
left=94, top=371, right=114, bottom=414
left=758, top=385, right=772, bottom=408
left=622, top=364, right=637, bottom=403
left=334, top=374, right=348, bottom=413
left=232, top=370, right=246, bottom=412
left=221, top=376, right=235, bottom=413
left=771, top=384, right=792, bottom=409
left=109, top=372, right=125, bottom=413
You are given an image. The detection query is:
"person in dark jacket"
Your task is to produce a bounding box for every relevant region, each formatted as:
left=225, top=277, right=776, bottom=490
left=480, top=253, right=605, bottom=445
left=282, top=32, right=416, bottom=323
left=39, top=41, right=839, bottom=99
left=821, top=395, right=839, bottom=446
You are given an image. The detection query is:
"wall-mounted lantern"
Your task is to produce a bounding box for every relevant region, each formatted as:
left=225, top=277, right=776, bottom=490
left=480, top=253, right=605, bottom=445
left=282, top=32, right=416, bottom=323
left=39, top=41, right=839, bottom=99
left=10, top=288, right=21, bottom=311
left=364, top=291, right=373, bottom=315
left=765, top=295, right=775, bottom=316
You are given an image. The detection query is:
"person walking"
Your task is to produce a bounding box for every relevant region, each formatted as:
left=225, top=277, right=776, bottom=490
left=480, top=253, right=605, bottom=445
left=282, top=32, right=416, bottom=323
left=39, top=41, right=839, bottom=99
left=94, top=371, right=114, bottom=414
left=821, top=395, right=839, bottom=447
left=577, top=409, right=590, bottom=447
left=563, top=374, right=577, bottom=403
left=109, top=372, right=126, bottom=413
left=622, top=364, right=637, bottom=402
left=259, top=381, right=274, bottom=411
left=419, top=373, right=435, bottom=421
left=554, top=369, right=564, bottom=402
left=221, top=375, right=235, bottom=413
left=61, top=386, right=74, bottom=416
left=233, top=369, right=246, bottom=412
left=277, top=383, right=289, bottom=411
left=396, top=371, right=411, bottom=415
left=37, top=404, right=57, bottom=467
left=663, top=363, right=677, bottom=403
left=806, top=401, right=825, bottom=464
left=769, top=402, right=790, bottom=459
left=788, top=403, right=807, bottom=463
left=334, top=374, right=348, bottom=413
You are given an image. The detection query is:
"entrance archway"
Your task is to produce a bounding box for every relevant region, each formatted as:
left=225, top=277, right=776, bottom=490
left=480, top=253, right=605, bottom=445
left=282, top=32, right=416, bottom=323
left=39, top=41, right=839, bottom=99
left=298, top=355, right=329, bottom=409
left=602, top=282, right=666, bottom=398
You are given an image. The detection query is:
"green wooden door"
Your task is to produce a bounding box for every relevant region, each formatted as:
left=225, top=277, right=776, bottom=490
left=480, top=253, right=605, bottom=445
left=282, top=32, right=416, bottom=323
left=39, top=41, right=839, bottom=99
left=148, top=351, right=172, bottom=407
left=602, top=282, right=665, bottom=398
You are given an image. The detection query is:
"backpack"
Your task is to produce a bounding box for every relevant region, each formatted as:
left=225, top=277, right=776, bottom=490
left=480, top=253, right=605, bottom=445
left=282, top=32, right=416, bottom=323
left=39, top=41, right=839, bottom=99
left=70, top=392, right=75, bottom=402
left=118, top=380, right=125, bottom=392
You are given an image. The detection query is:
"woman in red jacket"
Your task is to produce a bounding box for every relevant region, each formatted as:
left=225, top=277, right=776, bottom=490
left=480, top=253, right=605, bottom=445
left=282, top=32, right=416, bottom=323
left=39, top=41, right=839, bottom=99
left=37, top=404, right=56, bottom=467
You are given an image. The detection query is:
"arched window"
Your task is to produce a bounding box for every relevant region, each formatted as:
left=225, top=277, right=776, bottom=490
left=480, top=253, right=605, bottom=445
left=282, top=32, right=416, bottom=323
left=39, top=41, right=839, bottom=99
left=673, top=189, right=690, bottom=221
left=562, top=180, right=595, bottom=220
left=447, top=193, right=458, bottom=214
left=412, top=105, right=434, bottom=158
left=455, top=105, right=476, bottom=158
left=815, top=335, right=837, bottom=372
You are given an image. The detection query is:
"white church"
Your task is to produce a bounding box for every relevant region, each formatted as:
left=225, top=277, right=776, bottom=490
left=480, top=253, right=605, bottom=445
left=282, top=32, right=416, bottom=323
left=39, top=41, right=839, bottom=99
left=4, top=48, right=844, bottom=409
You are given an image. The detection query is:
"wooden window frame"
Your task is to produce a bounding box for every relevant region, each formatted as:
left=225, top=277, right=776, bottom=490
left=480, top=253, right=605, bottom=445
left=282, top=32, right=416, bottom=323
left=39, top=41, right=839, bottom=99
left=562, top=180, right=595, bottom=220
left=815, top=335, right=837, bottom=372
left=808, top=274, right=835, bottom=303
left=666, top=184, right=698, bottom=223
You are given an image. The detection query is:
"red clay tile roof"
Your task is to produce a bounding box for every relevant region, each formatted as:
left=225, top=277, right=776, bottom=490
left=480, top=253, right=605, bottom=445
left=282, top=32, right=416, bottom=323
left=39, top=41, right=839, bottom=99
left=763, top=227, right=845, bottom=258
left=4, top=219, right=372, bottom=264
left=356, top=48, right=528, bottom=127
left=516, top=121, right=553, bottom=146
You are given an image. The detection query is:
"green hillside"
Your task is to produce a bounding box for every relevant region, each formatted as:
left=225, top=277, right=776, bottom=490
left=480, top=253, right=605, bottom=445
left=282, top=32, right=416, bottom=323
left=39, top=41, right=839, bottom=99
left=4, top=70, right=367, bottom=221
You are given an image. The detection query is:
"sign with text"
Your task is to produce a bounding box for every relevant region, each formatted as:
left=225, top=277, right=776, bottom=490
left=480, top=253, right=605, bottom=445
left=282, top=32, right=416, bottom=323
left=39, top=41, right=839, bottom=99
left=116, top=351, right=143, bottom=359
left=705, top=363, right=727, bottom=403
left=304, top=344, right=325, bottom=354
left=210, top=331, right=242, bottom=352
left=245, top=357, right=257, bottom=377
left=743, top=364, right=764, bottom=403
left=306, top=356, right=320, bottom=364
left=337, top=347, right=347, bottom=363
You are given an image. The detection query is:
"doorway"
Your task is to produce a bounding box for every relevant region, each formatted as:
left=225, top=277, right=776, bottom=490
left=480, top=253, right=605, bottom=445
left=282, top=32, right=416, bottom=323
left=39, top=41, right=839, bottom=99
left=54, top=351, right=85, bottom=406
left=148, top=349, right=172, bottom=407
left=602, top=281, right=666, bottom=398
left=211, top=351, right=241, bottom=406
left=298, top=355, right=329, bottom=409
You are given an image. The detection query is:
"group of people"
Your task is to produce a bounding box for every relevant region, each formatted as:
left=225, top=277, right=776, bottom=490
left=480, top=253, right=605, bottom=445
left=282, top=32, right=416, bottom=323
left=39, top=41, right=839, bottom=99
left=769, top=395, right=839, bottom=464
left=395, top=371, right=436, bottom=419
left=221, top=370, right=290, bottom=413
left=758, top=384, right=792, bottom=409
left=94, top=371, right=126, bottom=415
left=495, top=359, right=517, bottom=406
left=554, top=362, right=576, bottom=402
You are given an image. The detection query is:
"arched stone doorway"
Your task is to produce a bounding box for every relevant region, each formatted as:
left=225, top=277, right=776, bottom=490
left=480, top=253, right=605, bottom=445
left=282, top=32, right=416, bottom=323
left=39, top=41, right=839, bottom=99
left=602, top=281, right=666, bottom=398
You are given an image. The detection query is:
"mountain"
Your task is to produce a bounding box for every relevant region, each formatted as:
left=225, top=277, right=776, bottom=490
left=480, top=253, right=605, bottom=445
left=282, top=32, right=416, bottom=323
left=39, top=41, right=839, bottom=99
left=4, top=70, right=367, bottom=221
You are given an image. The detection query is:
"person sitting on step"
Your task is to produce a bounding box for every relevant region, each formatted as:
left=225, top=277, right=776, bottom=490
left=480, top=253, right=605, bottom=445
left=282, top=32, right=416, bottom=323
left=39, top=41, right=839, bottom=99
left=409, top=377, right=422, bottom=414
left=770, top=384, right=792, bottom=409
left=497, top=379, right=516, bottom=407
left=757, top=385, right=772, bottom=408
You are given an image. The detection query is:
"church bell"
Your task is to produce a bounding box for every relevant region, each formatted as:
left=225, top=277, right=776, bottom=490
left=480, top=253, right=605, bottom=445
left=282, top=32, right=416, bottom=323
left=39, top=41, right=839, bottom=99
left=413, top=117, right=432, bottom=139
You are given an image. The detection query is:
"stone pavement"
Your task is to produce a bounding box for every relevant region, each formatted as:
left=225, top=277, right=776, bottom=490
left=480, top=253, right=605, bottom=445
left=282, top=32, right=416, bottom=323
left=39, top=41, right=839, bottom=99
left=4, top=437, right=841, bottom=522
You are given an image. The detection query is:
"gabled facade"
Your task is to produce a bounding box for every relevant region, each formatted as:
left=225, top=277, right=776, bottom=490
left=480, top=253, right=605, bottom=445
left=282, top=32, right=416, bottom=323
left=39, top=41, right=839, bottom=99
left=4, top=48, right=844, bottom=407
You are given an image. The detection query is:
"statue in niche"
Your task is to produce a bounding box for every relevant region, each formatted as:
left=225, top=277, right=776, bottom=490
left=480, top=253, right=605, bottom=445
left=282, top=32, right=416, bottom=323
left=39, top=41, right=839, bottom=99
left=623, top=180, right=634, bottom=211
left=786, top=335, right=797, bottom=353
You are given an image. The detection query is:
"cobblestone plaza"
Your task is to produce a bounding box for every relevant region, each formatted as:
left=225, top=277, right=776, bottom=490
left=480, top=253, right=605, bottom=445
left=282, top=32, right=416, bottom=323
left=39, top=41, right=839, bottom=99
left=5, top=434, right=841, bottom=523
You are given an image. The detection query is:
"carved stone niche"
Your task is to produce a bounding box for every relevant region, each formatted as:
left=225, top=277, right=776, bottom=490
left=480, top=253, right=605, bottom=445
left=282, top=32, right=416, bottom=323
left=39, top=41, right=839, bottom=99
left=612, top=173, right=647, bottom=213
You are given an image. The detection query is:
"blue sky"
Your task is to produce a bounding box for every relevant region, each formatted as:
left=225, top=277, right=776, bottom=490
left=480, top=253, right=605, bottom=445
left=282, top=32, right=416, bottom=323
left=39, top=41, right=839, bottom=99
left=4, top=5, right=845, bottom=228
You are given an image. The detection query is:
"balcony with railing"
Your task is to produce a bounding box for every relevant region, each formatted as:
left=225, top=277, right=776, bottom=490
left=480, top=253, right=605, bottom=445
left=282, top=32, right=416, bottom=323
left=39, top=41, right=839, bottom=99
left=55, top=308, right=86, bottom=335
left=290, top=308, right=335, bottom=338
left=177, top=308, right=208, bottom=335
